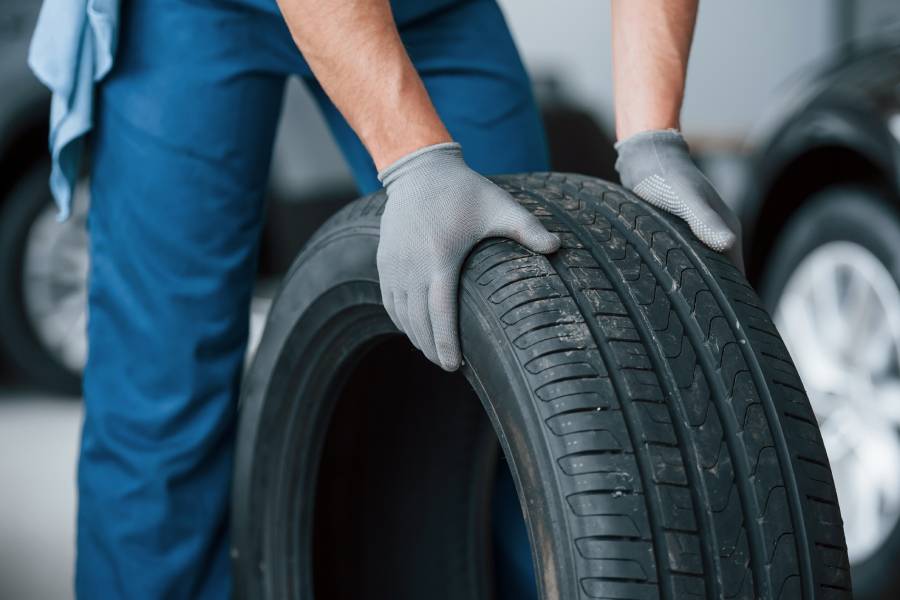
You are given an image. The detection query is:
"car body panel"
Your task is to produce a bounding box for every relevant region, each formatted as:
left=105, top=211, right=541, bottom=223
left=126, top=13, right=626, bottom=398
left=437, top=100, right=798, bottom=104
left=741, top=40, right=900, bottom=277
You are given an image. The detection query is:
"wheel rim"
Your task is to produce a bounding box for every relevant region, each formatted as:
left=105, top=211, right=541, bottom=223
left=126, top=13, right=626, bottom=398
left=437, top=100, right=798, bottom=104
left=774, top=240, right=900, bottom=564
left=22, top=182, right=90, bottom=374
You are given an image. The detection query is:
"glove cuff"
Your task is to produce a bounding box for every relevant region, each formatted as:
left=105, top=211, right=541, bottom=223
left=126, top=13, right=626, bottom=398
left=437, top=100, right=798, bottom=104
left=614, top=128, right=687, bottom=150
left=614, top=129, right=690, bottom=188
left=378, top=142, right=463, bottom=187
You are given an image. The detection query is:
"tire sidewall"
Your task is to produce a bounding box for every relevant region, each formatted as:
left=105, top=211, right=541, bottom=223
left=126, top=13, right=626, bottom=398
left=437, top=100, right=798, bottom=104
left=232, top=209, right=577, bottom=599
left=759, top=184, right=900, bottom=600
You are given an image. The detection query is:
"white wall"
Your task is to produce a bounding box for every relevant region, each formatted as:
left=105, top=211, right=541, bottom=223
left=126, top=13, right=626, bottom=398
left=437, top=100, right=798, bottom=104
left=271, top=1, right=844, bottom=197
left=498, top=0, right=835, bottom=143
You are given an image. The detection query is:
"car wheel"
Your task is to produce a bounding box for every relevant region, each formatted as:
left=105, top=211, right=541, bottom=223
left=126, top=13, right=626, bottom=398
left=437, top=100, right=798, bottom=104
left=0, top=161, right=86, bottom=394
left=761, top=184, right=900, bottom=600
left=232, top=173, right=849, bottom=599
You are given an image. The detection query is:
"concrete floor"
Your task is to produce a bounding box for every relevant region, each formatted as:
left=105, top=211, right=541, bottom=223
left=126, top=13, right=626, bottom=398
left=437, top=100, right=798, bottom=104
left=0, top=387, right=80, bottom=600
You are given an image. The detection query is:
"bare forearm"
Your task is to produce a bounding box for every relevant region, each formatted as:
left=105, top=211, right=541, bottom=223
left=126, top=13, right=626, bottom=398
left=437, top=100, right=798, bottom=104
left=276, top=0, right=450, bottom=170
left=611, top=0, right=698, bottom=141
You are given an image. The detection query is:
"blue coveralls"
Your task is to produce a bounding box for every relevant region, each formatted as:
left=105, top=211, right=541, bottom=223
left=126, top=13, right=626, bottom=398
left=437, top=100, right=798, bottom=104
left=79, top=0, right=548, bottom=596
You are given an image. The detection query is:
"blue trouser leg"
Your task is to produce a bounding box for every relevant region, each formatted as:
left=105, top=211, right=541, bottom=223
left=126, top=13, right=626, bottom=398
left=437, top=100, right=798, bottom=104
left=80, top=0, right=545, bottom=597
left=79, top=0, right=292, bottom=597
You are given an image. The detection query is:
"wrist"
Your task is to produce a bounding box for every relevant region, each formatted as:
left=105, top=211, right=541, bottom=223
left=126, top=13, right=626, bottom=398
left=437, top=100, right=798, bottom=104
left=378, top=142, right=464, bottom=187
left=359, top=66, right=453, bottom=171
left=614, top=96, right=682, bottom=142
left=615, top=128, right=687, bottom=152
left=368, top=127, right=453, bottom=173
left=616, top=117, right=681, bottom=143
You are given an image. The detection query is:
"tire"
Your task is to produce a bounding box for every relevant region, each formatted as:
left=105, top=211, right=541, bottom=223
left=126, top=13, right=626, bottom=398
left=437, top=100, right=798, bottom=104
left=0, top=160, right=83, bottom=394
left=760, top=185, right=900, bottom=600
left=233, top=173, right=851, bottom=599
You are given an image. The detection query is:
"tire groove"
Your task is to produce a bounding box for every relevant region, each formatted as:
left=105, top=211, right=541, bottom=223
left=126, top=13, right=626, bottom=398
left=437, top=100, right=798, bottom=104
left=597, top=185, right=817, bottom=600
left=547, top=248, right=672, bottom=596
left=552, top=179, right=772, bottom=598
left=523, top=187, right=691, bottom=600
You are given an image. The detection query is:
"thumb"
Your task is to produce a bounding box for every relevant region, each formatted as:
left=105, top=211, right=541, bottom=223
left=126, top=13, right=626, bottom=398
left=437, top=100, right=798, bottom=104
left=428, top=275, right=462, bottom=371
left=491, top=206, right=561, bottom=255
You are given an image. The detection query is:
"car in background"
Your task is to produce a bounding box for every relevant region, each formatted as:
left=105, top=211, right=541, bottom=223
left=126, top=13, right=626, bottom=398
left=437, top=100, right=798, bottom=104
left=0, top=1, right=616, bottom=394
left=740, top=37, right=900, bottom=600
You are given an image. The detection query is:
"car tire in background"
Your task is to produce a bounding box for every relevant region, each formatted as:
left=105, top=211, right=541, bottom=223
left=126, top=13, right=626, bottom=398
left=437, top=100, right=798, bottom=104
left=232, top=173, right=850, bottom=599
left=0, top=161, right=84, bottom=394
left=761, top=185, right=900, bottom=600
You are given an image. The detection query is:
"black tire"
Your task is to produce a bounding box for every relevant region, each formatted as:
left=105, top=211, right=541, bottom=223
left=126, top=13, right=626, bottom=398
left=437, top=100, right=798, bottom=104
left=760, top=185, right=900, bottom=600
left=232, top=173, right=851, bottom=599
left=0, top=160, right=82, bottom=394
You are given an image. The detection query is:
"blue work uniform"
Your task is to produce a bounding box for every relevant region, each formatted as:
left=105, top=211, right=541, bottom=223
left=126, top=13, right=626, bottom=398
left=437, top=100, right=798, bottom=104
left=31, top=0, right=548, bottom=597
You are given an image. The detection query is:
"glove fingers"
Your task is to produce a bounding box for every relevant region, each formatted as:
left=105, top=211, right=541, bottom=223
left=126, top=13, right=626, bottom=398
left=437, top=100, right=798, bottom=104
left=700, top=191, right=745, bottom=273
left=726, top=239, right=746, bottom=275
left=407, top=286, right=439, bottom=366
left=683, top=196, right=744, bottom=271
left=703, top=185, right=743, bottom=237
left=382, top=286, right=400, bottom=331
left=681, top=198, right=737, bottom=253
left=428, top=276, right=461, bottom=371
left=490, top=204, right=561, bottom=255
left=393, top=290, right=417, bottom=350
left=377, top=243, right=400, bottom=329
left=632, top=179, right=736, bottom=252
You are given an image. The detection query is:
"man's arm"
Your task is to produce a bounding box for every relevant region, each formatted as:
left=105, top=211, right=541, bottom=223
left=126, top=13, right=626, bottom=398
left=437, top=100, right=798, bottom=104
left=276, top=0, right=560, bottom=370
left=611, top=0, right=696, bottom=140
left=610, top=0, right=742, bottom=268
left=276, top=0, right=449, bottom=170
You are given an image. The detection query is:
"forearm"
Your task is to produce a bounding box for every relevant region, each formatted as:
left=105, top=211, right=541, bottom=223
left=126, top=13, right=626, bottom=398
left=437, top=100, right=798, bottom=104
left=276, top=0, right=450, bottom=170
left=611, top=0, right=698, bottom=141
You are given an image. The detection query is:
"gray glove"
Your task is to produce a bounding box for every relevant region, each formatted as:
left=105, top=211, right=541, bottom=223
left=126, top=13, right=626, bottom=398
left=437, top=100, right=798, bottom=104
left=615, top=129, right=743, bottom=269
left=377, top=142, right=561, bottom=371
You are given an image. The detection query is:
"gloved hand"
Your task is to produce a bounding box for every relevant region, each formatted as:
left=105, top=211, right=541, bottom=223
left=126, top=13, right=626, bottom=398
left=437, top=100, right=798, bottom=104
left=615, top=129, right=743, bottom=270
left=377, top=142, right=561, bottom=371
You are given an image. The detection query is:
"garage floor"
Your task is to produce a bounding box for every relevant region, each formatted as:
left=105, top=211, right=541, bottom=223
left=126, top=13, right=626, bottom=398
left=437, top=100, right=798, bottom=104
left=0, top=386, right=80, bottom=600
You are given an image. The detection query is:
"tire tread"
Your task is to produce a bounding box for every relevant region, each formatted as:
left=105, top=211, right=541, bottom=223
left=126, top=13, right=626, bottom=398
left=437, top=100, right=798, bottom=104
left=458, top=173, right=851, bottom=599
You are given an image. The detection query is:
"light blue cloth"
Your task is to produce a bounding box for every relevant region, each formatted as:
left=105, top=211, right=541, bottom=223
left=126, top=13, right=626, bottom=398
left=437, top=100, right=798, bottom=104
left=27, top=0, right=119, bottom=220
